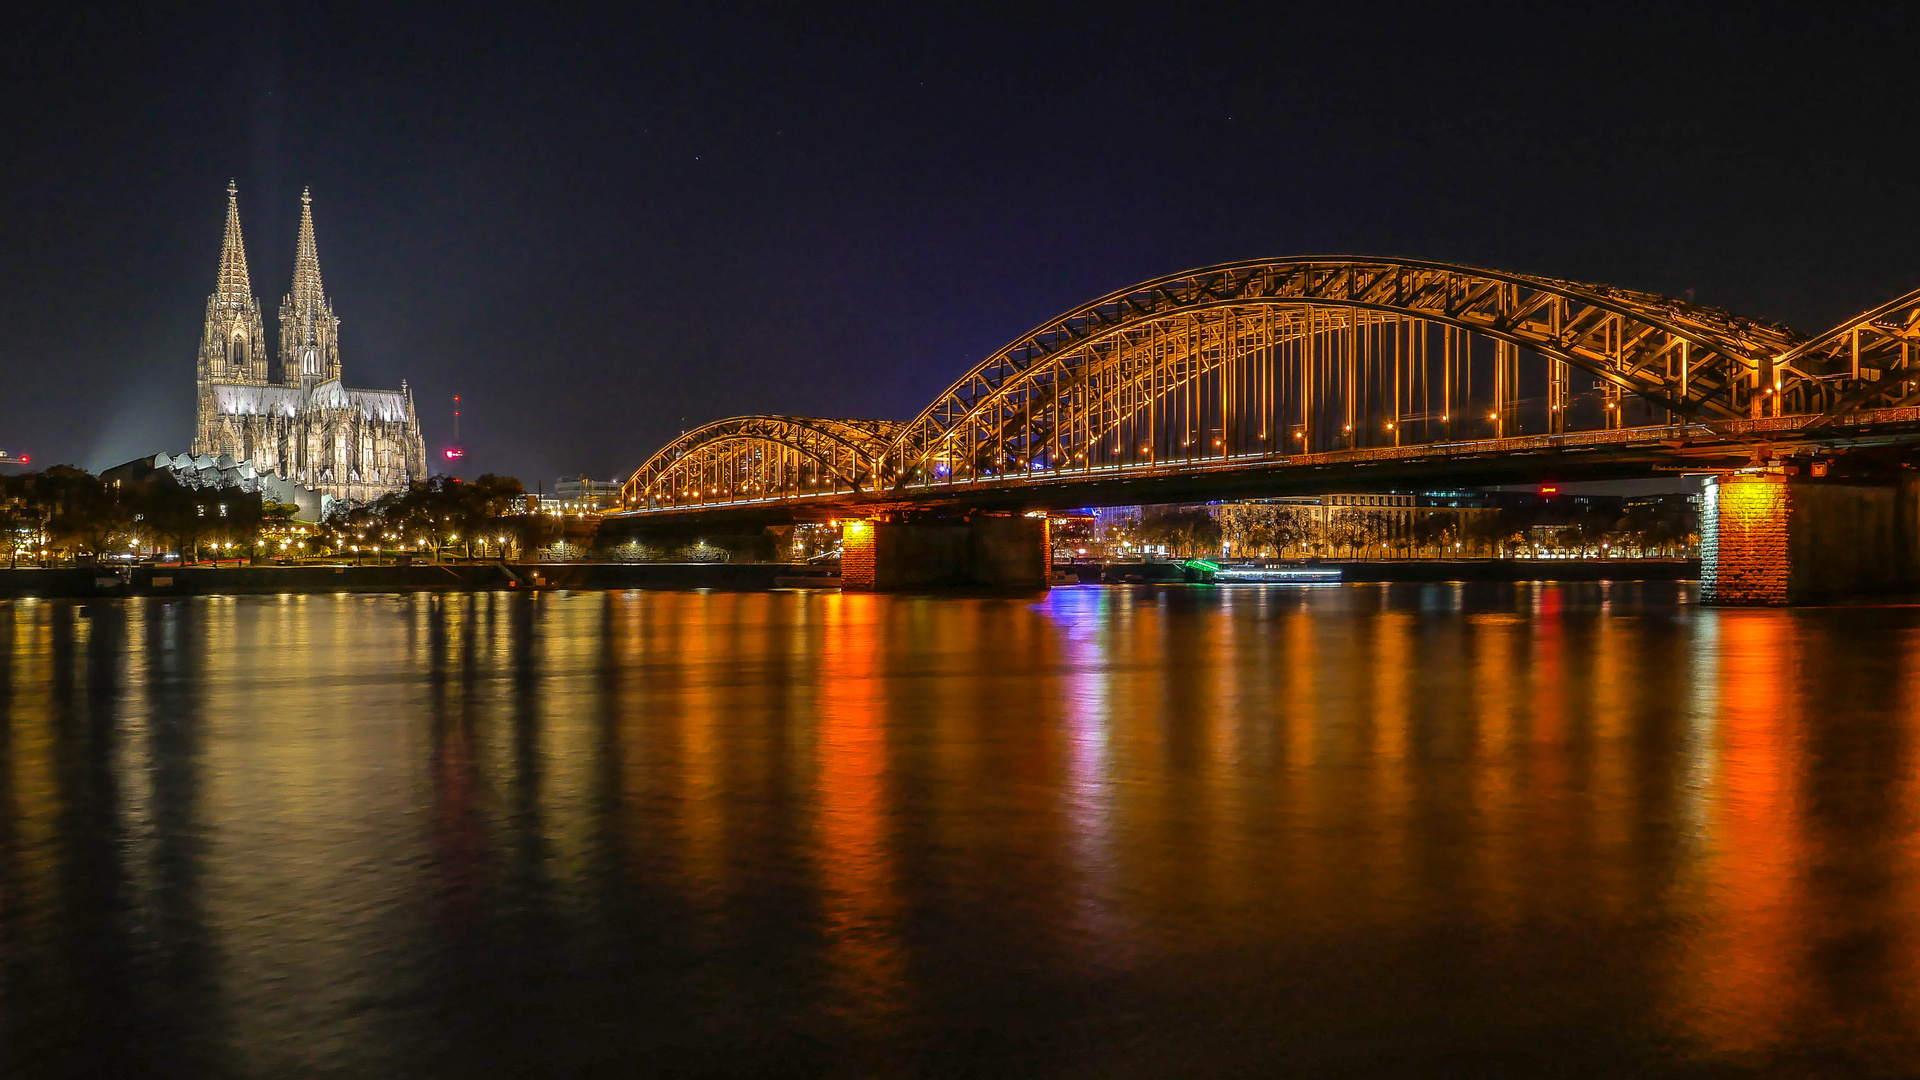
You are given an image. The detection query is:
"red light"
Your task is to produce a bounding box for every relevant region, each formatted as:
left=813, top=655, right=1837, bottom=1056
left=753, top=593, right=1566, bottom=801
left=1540, top=485, right=1559, bottom=495
left=443, top=447, right=464, bottom=460
left=18, top=455, right=25, bottom=464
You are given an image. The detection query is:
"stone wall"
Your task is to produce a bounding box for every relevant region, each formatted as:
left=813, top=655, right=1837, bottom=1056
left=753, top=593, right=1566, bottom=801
left=840, top=516, right=1049, bottom=590
left=867, top=524, right=971, bottom=589
left=967, top=516, right=1050, bottom=587
left=1788, top=481, right=1910, bottom=603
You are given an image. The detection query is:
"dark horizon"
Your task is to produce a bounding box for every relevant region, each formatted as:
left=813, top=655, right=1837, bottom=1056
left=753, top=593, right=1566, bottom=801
left=5, top=5, right=1917, bottom=483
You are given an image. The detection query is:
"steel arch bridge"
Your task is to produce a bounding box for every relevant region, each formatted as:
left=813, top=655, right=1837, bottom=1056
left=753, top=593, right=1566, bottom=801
left=617, top=257, right=1920, bottom=519
left=623, top=415, right=905, bottom=506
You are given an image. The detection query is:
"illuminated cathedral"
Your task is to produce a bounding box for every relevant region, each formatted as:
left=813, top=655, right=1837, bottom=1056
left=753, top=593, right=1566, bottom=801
left=191, top=182, right=427, bottom=505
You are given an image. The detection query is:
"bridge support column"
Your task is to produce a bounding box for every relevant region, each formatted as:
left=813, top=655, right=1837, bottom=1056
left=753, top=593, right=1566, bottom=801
left=841, top=515, right=1050, bottom=591
left=1701, top=472, right=1920, bottom=605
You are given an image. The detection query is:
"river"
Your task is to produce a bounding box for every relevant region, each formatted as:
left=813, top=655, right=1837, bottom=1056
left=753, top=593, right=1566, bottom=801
left=3, top=584, right=1918, bottom=1077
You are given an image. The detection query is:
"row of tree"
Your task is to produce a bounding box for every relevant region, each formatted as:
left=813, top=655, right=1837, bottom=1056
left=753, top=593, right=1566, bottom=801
left=329, top=474, right=536, bottom=559
left=1122, top=499, right=1699, bottom=560
left=1, top=468, right=541, bottom=565
left=0, top=466, right=288, bottom=566
left=6, top=466, right=1700, bottom=567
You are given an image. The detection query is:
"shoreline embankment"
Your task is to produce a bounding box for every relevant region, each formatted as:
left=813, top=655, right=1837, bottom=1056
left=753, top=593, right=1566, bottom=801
left=0, top=559, right=1698, bottom=599
left=1078, top=559, right=1697, bottom=584
left=0, top=562, right=839, bottom=598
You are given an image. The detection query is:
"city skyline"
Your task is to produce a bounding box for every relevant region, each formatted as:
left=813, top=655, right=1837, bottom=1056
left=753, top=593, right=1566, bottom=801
left=10, top=11, right=1920, bottom=1077
left=4, top=7, right=1917, bottom=484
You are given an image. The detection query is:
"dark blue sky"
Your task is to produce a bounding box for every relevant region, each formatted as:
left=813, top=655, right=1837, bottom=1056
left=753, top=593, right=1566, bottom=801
left=4, top=4, right=1916, bottom=484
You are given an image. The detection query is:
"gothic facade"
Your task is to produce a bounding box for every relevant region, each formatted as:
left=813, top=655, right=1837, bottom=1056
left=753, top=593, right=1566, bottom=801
left=192, top=182, right=427, bottom=505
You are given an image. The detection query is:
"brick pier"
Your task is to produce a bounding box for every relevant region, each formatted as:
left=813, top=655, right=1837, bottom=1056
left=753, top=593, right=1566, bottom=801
left=1701, top=473, right=1920, bottom=605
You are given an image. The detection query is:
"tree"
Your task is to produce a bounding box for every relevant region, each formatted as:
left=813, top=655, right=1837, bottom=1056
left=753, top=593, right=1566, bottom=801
left=1616, top=497, right=1698, bottom=557
left=1462, top=510, right=1514, bottom=558
left=1218, top=504, right=1274, bottom=557
left=1324, top=509, right=1371, bottom=558
left=202, top=490, right=265, bottom=561
left=0, top=475, right=48, bottom=568
left=1270, top=508, right=1314, bottom=555
left=370, top=473, right=529, bottom=560
left=1136, top=507, right=1223, bottom=557
left=143, top=481, right=212, bottom=562
left=325, top=503, right=386, bottom=558
left=42, top=466, right=133, bottom=558
left=1411, top=510, right=1458, bottom=557
left=136, top=481, right=264, bottom=563
left=1358, top=508, right=1403, bottom=557
left=1566, top=510, right=1614, bottom=557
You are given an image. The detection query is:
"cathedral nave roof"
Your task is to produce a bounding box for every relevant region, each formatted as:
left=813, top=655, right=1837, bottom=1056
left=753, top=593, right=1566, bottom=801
left=210, top=380, right=412, bottom=423
left=345, top=388, right=410, bottom=423
left=211, top=383, right=305, bottom=418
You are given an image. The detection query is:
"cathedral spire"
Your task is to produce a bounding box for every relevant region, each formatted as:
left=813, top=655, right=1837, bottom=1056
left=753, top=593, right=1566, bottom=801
left=290, top=187, right=326, bottom=311
left=194, top=180, right=270, bottom=405
left=280, top=186, right=341, bottom=388
left=214, top=179, right=253, bottom=303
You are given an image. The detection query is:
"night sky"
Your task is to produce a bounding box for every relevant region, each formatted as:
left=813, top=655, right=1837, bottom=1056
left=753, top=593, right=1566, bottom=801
left=4, top=5, right=1916, bottom=485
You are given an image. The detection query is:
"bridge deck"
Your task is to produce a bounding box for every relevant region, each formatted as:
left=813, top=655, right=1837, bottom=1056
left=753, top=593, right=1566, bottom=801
left=610, top=408, right=1920, bottom=526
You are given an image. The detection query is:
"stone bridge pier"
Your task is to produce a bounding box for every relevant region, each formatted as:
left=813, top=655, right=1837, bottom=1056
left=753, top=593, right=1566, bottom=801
left=1702, top=471, right=1920, bottom=605
left=840, top=514, right=1050, bottom=591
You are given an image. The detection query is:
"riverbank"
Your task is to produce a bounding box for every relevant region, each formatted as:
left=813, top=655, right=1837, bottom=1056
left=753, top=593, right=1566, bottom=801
left=1079, top=558, right=1698, bottom=584
left=0, top=562, right=842, bottom=598
left=0, top=558, right=1699, bottom=598
left=1324, top=557, right=1698, bottom=582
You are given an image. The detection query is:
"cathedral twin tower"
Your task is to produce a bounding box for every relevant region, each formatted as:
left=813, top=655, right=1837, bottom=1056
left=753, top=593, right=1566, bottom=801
left=193, top=181, right=426, bottom=504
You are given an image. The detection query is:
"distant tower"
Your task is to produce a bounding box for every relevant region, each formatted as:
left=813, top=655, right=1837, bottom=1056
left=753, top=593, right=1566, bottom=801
left=278, top=187, right=341, bottom=390
left=192, top=181, right=269, bottom=455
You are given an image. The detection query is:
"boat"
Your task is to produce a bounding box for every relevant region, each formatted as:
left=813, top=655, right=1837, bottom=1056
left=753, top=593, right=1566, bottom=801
left=1211, top=562, right=1343, bottom=584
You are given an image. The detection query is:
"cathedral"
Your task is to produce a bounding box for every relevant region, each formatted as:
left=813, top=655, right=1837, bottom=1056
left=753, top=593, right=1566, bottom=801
left=191, top=182, right=427, bottom=506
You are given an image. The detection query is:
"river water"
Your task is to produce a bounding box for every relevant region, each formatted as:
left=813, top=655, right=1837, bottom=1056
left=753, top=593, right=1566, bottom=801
left=3, top=584, right=1919, bottom=1077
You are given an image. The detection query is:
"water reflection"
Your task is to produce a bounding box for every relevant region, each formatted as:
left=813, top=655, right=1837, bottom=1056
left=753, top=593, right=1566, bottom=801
left=6, top=586, right=1920, bottom=1075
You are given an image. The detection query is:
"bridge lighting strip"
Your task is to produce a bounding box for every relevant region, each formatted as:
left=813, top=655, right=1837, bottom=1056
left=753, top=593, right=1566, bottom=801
left=620, top=405, right=1920, bottom=517
left=616, top=422, right=1714, bottom=516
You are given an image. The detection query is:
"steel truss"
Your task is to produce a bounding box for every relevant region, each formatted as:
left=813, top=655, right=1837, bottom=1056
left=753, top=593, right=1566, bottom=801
left=624, top=415, right=903, bottom=509
left=621, top=259, right=1920, bottom=513
left=1775, top=283, right=1920, bottom=419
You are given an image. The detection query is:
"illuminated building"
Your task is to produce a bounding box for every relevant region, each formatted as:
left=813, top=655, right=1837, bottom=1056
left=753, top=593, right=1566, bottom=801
left=552, top=476, right=624, bottom=510
left=191, top=183, right=428, bottom=506
left=102, top=451, right=326, bottom=521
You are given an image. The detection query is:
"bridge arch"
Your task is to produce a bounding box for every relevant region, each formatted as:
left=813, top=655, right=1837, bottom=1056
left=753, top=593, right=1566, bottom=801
left=621, top=415, right=904, bottom=510
left=884, top=257, right=1819, bottom=488
left=615, top=257, right=1919, bottom=515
